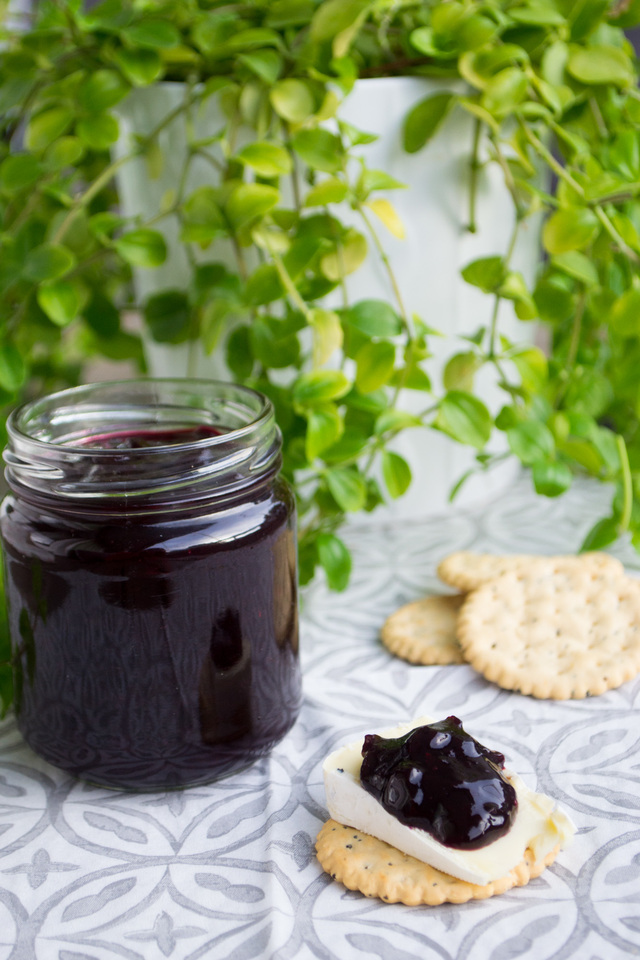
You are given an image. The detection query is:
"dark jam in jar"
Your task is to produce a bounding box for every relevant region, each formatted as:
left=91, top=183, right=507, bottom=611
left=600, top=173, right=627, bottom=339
left=0, top=380, right=302, bottom=790
left=360, top=716, right=517, bottom=849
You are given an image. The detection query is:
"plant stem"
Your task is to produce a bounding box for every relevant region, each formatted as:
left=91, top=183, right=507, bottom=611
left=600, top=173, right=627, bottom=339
left=520, top=122, right=584, bottom=195
left=617, top=434, right=633, bottom=533
left=522, top=121, right=640, bottom=262
left=593, top=206, right=640, bottom=263
left=487, top=221, right=519, bottom=361
left=356, top=202, right=411, bottom=333
left=467, top=119, right=482, bottom=234
left=566, top=290, right=586, bottom=371
left=270, top=247, right=312, bottom=319
left=52, top=153, right=136, bottom=245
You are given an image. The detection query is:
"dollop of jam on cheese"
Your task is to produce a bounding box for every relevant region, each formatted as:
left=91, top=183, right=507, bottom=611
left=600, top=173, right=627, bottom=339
left=360, top=716, right=518, bottom=850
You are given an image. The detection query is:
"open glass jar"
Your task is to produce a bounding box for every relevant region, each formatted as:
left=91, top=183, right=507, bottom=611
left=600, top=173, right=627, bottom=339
left=0, top=379, right=301, bottom=790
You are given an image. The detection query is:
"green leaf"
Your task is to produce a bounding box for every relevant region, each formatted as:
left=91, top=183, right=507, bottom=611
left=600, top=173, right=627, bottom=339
left=403, top=92, right=455, bottom=154
left=581, top=516, right=619, bottom=551
left=200, top=300, right=231, bottom=355
left=266, top=0, right=316, bottom=28
left=77, top=69, right=129, bottom=112
left=374, top=409, right=422, bottom=434
left=23, top=244, right=75, bottom=281
left=144, top=290, right=191, bottom=343
left=310, top=0, right=371, bottom=41
left=226, top=28, right=282, bottom=52
left=76, top=113, right=119, bottom=149
left=355, top=341, right=396, bottom=392
left=84, top=292, right=120, bottom=337
left=114, top=47, right=163, bottom=86
left=115, top=229, right=166, bottom=267
left=499, top=272, right=537, bottom=319
left=37, top=280, right=81, bottom=326
left=122, top=19, right=181, bottom=48
left=382, top=450, right=412, bottom=499
left=568, top=45, right=633, bottom=86
left=366, top=199, right=405, bottom=239
left=270, top=79, right=315, bottom=123
left=344, top=299, right=402, bottom=338
left=443, top=351, right=480, bottom=391
left=507, top=420, right=555, bottom=464
left=304, top=178, right=348, bottom=207
left=306, top=405, right=343, bottom=460
left=609, top=288, right=640, bottom=335
left=542, top=207, right=599, bottom=254
left=552, top=251, right=599, bottom=286
left=26, top=107, right=73, bottom=152
left=534, top=275, right=575, bottom=323
left=245, top=264, right=284, bottom=305
left=0, top=344, right=25, bottom=392
left=238, top=50, right=282, bottom=85
left=181, top=187, right=225, bottom=246
left=309, top=308, right=343, bottom=367
left=532, top=459, right=572, bottom=497
left=320, top=229, right=367, bottom=280
left=461, top=256, right=506, bottom=292
left=226, top=183, right=280, bottom=230
left=480, top=67, right=528, bottom=117
left=250, top=317, right=300, bottom=368
left=510, top=346, right=548, bottom=391
left=317, top=532, right=351, bottom=591
left=325, top=466, right=367, bottom=512
left=236, top=141, right=292, bottom=178
left=292, top=129, right=343, bottom=174
left=435, top=391, right=492, bottom=448
left=509, top=4, right=565, bottom=25
left=0, top=154, right=42, bottom=191
left=226, top=325, right=253, bottom=379
left=294, top=370, right=351, bottom=405
left=46, top=137, right=85, bottom=169
left=358, top=169, right=406, bottom=194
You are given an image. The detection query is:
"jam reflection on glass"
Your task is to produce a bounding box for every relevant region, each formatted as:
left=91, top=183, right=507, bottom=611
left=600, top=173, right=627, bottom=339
left=359, top=716, right=517, bottom=849
left=1, top=425, right=301, bottom=791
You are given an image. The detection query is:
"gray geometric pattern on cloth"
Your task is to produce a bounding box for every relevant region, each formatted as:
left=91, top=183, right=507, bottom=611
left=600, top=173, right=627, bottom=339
left=1, top=472, right=639, bottom=959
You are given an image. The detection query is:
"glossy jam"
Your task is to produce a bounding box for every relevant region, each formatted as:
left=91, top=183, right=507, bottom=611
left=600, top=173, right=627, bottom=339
left=360, top=717, right=517, bottom=849
left=1, top=404, right=301, bottom=791
left=78, top=425, right=222, bottom=449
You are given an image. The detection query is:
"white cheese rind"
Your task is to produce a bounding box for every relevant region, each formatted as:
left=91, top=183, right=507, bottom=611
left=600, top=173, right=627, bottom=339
left=322, top=718, right=575, bottom=886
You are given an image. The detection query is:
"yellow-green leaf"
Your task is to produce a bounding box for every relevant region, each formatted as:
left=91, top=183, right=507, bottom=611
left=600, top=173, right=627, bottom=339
left=366, top=199, right=405, bottom=239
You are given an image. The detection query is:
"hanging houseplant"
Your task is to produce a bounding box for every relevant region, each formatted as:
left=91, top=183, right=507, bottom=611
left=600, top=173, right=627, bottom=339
left=1, top=0, right=640, bottom=707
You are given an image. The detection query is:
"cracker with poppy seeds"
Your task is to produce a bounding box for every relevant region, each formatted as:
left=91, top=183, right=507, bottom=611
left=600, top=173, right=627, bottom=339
left=456, top=563, right=640, bottom=699
left=316, top=820, right=559, bottom=906
left=437, top=551, right=624, bottom=594
left=380, top=594, right=465, bottom=665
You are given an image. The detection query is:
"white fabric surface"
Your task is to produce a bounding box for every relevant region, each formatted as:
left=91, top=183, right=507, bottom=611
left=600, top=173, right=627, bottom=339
left=1, top=474, right=639, bottom=959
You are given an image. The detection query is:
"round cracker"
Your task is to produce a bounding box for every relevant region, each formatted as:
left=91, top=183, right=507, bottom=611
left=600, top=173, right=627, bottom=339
left=457, top=565, right=640, bottom=699
left=316, top=820, right=558, bottom=906
left=380, top=594, right=465, bottom=665
left=437, top=551, right=624, bottom=593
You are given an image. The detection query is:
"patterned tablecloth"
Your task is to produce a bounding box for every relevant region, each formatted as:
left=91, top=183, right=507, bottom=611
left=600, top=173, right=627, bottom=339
left=1, top=474, right=640, bottom=960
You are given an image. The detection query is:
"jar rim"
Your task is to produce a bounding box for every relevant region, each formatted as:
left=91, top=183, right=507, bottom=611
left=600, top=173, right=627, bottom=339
left=3, top=378, right=282, bottom=509
left=7, top=377, right=274, bottom=453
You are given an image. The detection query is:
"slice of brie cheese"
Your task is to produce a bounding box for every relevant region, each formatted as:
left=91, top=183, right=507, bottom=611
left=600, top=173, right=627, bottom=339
left=322, top=717, right=575, bottom=886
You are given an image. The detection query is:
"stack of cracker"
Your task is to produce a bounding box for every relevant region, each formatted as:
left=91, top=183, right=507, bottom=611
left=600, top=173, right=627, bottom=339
left=381, top=551, right=640, bottom=699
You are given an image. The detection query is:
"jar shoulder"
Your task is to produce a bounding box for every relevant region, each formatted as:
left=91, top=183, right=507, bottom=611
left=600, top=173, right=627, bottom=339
left=0, top=477, right=296, bottom=561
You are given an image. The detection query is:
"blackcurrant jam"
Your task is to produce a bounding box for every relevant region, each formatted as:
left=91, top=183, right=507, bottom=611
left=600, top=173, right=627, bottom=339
left=0, top=380, right=301, bottom=790
left=360, top=717, right=517, bottom=849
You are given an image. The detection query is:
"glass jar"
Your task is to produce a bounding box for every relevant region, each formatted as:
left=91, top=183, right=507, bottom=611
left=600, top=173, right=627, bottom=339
left=0, top=379, right=301, bottom=790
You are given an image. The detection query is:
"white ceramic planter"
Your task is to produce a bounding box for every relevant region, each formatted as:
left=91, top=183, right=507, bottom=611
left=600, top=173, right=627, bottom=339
left=334, top=78, right=539, bottom=517
left=114, top=78, right=538, bottom=517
